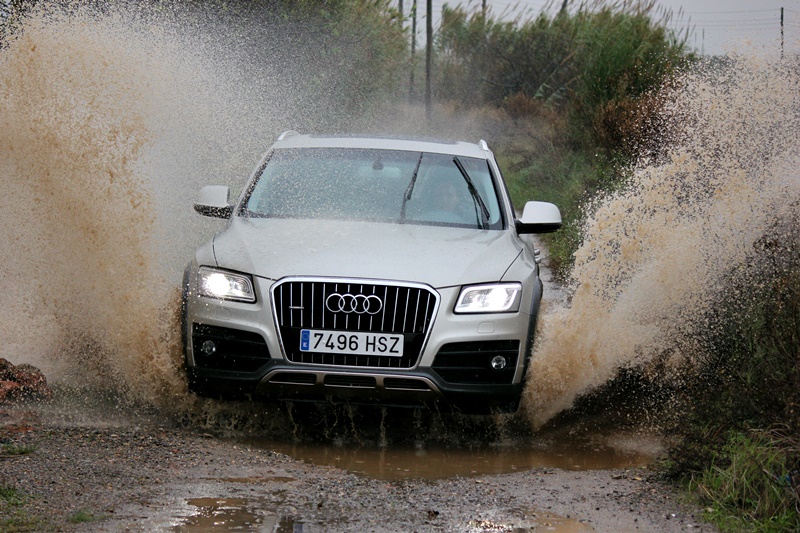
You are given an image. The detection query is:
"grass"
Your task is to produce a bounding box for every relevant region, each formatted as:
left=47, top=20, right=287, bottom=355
left=0, top=445, right=39, bottom=530
left=500, top=146, right=597, bottom=276
left=68, top=509, right=100, bottom=524
left=689, top=430, right=800, bottom=532
left=435, top=1, right=692, bottom=280
left=0, top=448, right=101, bottom=530
left=661, top=219, right=800, bottom=532
left=0, top=485, right=25, bottom=506
left=0, top=481, right=100, bottom=529
left=0, top=484, right=45, bottom=532
left=0, top=443, right=35, bottom=457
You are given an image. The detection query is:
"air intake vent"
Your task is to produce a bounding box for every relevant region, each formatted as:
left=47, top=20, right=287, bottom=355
left=432, top=340, right=520, bottom=384
left=384, top=378, right=431, bottom=391
left=269, top=373, right=316, bottom=385
left=324, top=375, right=377, bottom=388
left=192, top=323, right=270, bottom=372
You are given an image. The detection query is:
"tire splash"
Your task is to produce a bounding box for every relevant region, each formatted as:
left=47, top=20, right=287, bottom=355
left=0, top=8, right=221, bottom=410
left=524, top=55, right=800, bottom=427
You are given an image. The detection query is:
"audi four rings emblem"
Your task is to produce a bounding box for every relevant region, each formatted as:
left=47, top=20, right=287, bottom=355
left=325, top=293, right=383, bottom=315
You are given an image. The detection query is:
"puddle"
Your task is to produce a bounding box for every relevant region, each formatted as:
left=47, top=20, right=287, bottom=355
left=246, top=428, right=660, bottom=480
left=171, top=497, right=299, bottom=532
left=467, top=513, right=594, bottom=532
left=165, top=497, right=592, bottom=532
left=167, top=497, right=592, bottom=532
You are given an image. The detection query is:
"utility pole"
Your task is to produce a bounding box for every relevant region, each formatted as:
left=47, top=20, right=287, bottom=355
left=409, top=0, right=417, bottom=102
left=781, top=6, right=784, bottom=60
left=399, top=0, right=403, bottom=28
left=702, top=28, right=704, bottom=56
left=425, top=0, right=432, bottom=122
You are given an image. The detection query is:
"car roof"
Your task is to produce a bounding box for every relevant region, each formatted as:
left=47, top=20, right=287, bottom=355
left=270, top=131, right=492, bottom=159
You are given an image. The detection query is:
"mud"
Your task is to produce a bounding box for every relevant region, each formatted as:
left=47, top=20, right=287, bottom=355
left=0, top=401, right=716, bottom=532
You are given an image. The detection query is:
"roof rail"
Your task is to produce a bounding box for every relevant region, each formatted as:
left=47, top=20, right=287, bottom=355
left=277, top=130, right=301, bottom=141
left=479, top=139, right=490, bottom=151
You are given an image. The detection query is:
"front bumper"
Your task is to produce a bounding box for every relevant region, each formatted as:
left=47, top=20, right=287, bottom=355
left=186, top=362, right=524, bottom=413
left=183, top=269, right=541, bottom=414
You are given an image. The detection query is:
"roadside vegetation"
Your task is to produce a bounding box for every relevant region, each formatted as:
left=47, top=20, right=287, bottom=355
left=0, top=484, right=42, bottom=532
left=0, top=446, right=38, bottom=530
left=0, top=443, right=35, bottom=457
left=1, top=0, right=798, bottom=530
left=662, top=220, right=800, bottom=531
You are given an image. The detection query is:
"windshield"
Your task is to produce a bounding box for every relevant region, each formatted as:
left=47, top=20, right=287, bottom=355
left=241, top=148, right=504, bottom=229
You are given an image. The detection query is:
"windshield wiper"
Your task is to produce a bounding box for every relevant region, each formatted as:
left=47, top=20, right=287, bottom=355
left=400, top=152, right=424, bottom=220
left=453, top=156, right=490, bottom=229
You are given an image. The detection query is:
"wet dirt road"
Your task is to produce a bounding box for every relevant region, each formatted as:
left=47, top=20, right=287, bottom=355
left=0, top=401, right=716, bottom=533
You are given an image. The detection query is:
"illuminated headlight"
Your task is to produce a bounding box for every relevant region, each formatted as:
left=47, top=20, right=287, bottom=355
left=197, top=267, right=256, bottom=303
left=454, top=283, right=522, bottom=314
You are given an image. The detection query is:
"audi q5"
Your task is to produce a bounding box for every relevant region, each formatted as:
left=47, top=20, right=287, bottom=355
left=182, top=132, right=561, bottom=413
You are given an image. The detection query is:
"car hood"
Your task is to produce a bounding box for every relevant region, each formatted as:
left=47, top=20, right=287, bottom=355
left=210, top=217, right=523, bottom=288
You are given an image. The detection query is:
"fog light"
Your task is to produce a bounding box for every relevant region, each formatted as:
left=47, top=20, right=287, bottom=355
left=201, top=340, right=217, bottom=356
left=490, top=355, right=508, bottom=371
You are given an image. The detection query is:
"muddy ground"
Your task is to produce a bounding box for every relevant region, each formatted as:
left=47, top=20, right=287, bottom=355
left=0, top=400, right=717, bottom=533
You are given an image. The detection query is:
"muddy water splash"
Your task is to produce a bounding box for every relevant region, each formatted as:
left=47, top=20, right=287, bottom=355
left=0, top=8, right=251, bottom=410
left=2, top=15, right=162, bottom=401
left=525, top=56, right=800, bottom=427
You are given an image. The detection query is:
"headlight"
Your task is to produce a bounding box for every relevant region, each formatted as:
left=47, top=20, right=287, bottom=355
left=197, top=267, right=256, bottom=303
left=454, top=283, right=522, bottom=314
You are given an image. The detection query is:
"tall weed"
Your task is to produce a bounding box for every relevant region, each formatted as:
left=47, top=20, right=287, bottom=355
left=691, top=430, right=799, bottom=531
left=664, top=212, right=800, bottom=531
left=436, top=0, right=690, bottom=157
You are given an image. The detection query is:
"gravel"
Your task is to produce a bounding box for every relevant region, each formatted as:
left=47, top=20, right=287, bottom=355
left=0, top=403, right=719, bottom=532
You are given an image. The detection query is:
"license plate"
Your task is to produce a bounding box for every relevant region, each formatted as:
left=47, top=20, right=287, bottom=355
left=300, top=329, right=404, bottom=357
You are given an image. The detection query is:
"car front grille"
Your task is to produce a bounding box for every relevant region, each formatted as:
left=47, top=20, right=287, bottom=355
left=272, top=278, right=438, bottom=368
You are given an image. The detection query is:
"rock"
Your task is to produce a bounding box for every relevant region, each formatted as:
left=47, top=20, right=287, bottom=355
left=0, top=380, right=22, bottom=400
left=0, top=358, right=52, bottom=402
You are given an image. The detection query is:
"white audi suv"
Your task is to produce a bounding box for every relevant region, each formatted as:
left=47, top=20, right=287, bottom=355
left=182, top=132, right=561, bottom=413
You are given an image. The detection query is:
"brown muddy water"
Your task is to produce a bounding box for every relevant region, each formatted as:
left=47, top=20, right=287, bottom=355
left=246, top=427, right=659, bottom=480
left=168, top=497, right=592, bottom=533
left=36, top=386, right=662, bottom=480
left=30, top=390, right=646, bottom=532
left=165, top=497, right=592, bottom=533
left=2, top=1, right=799, bottom=494
left=171, top=497, right=299, bottom=532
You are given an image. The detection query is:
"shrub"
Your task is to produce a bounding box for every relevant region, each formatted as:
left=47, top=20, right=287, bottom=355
left=435, top=1, right=690, bottom=156
left=663, top=211, right=800, bottom=530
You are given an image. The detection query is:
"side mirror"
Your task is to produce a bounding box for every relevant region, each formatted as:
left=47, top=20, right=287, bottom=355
left=193, top=185, right=232, bottom=219
left=515, top=201, right=562, bottom=234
